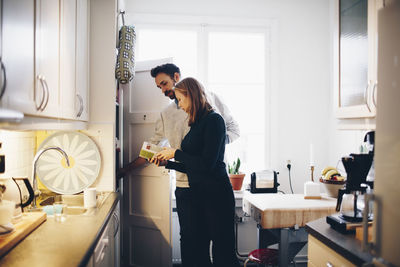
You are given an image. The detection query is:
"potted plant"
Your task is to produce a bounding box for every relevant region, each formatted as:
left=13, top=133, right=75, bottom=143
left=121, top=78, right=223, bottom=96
left=228, top=158, right=245, bottom=191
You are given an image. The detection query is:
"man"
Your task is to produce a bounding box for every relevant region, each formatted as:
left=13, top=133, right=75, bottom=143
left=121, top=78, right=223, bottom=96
left=119, top=63, right=240, bottom=266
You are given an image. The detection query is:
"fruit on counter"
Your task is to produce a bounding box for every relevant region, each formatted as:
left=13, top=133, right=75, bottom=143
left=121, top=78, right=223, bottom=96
left=321, top=167, right=345, bottom=181
left=321, top=166, right=337, bottom=176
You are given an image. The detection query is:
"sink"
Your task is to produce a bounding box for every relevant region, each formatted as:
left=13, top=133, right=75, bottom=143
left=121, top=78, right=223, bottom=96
left=30, top=191, right=110, bottom=216
left=65, top=206, right=87, bottom=215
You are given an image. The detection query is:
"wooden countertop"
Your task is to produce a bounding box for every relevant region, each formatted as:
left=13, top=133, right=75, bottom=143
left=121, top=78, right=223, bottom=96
left=242, top=192, right=337, bottom=228
left=0, top=192, right=120, bottom=267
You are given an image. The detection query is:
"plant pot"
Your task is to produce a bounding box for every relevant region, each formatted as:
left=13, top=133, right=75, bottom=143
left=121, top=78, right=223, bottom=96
left=229, top=173, right=245, bottom=191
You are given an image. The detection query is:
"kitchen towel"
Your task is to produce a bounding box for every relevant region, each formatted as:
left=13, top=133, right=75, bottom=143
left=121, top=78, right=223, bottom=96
left=115, top=25, right=136, bottom=84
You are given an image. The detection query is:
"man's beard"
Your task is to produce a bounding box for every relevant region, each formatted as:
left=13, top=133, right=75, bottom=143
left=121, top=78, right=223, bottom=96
left=164, top=90, right=175, bottom=99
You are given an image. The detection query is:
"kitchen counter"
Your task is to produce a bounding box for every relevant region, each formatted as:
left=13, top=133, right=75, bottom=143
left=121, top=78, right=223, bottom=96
left=0, top=192, right=120, bottom=267
left=305, top=216, right=373, bottom=266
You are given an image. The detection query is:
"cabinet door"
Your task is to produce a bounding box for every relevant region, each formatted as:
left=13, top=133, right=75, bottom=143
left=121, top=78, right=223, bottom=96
left=35, top=0, right=60, bottom=118
left=60, top=0, right=77, bottom=119
left=75, top=0, right=90, bottom=121
left=335, top=0, right=377, bottom=118
left=1, top=0, right=36, bottom=115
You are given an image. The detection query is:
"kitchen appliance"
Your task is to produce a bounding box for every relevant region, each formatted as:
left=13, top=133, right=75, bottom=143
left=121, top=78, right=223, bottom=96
left=250, top=170, right=279, bottom=193
left=0, top=177, right=34, bottom=222
left=326, top=153, right=373, bottom=233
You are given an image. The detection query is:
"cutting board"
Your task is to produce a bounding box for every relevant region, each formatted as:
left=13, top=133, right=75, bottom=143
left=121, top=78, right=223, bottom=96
left=0, top=212, right=46, bottom=257
left=243, top=193, right=337, bottom=229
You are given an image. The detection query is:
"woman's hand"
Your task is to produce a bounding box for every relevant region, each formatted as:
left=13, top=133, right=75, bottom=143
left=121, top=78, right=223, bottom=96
left=154, top=147, right=176, bottom=161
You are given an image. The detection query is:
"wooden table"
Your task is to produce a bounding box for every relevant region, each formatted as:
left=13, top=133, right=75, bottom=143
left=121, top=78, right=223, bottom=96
left=242, top=192, right=337, bottom=266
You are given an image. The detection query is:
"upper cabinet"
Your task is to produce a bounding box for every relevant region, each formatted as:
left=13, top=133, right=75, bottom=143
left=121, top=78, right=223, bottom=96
left=35, top=0, right=61, bottom=118
left=0, top=0, right=90, bottom=124
left=1, top=0, right=36, bottom=116
left=61, top=0, right=90, bottom=121
left=75, top=0, right=90, bottom=121
left=334, top=0, right=379, bottom=119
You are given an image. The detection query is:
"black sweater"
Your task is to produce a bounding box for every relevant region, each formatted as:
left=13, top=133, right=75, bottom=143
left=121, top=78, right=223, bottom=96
left=166, top=110, right=229, bottom=186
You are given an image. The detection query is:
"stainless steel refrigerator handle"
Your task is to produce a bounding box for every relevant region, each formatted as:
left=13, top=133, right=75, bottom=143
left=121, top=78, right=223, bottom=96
left=363, top=193, right=374, bottom=253
left=364, top=81, right=371, bottom=112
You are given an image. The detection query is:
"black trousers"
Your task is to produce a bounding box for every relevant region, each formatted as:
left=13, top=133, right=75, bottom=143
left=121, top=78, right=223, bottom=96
left=175, top=187, right=212, bottom=267
left=191, top=182, right=241, bottom=267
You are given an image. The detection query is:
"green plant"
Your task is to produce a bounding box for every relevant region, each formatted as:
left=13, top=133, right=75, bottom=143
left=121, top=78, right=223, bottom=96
left=228, top=158, right=241, bottom=174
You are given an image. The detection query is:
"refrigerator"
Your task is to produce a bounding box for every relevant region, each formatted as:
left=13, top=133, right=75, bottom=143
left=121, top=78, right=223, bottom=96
left=365, top=1, right=400, bottom=266
left=120, top=58, right=174, bottom=267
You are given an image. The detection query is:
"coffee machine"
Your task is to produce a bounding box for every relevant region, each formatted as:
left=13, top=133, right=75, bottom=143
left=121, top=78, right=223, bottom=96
left=326, top=152, right=374, bottom=233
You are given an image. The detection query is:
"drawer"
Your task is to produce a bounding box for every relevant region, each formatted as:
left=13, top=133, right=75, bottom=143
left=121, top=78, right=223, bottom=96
left=308, top=235, right=356, bottom=267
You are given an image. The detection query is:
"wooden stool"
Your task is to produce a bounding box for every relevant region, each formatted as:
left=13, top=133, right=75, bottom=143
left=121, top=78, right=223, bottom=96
left=243, top=248, right=279, bottom=267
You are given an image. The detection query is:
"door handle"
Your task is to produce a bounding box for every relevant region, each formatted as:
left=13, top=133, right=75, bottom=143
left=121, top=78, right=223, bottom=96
left=40, top=78, right=50, bottom=111
left=36, top=76, right=46, bottom=111
left=76, top=94, right=84, bottom=117
left=0, top=60, right=7, bottom=100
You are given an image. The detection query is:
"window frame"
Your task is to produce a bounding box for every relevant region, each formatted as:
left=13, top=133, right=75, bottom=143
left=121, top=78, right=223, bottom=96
left=130, top=13, right=278, bottom=170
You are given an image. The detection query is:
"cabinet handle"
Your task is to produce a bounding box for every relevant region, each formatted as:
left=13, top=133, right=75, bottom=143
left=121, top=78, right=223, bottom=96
left=41, top=78, right=50, bottom=111
left=326, top=262, right=333, bottom=267
left=76, top=94, right=84, bottom=117
left=36, top=76, right=46, bottom=111
left=0, top=60, right=7, bottom=100
left=364, top=81, right=371, bottom=112
left=372, top=82, right=377, bottom=108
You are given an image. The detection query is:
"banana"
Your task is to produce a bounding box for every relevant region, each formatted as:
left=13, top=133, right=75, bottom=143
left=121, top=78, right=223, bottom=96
left=335, top=175, right=345, bottom=181
left=321, top=166, right=337, bottom=176
left=324, top=169, right=340, bottom=180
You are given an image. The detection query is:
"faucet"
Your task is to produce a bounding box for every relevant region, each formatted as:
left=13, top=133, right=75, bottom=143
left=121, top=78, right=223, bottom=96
left=30, top=147, right=70, bottom=210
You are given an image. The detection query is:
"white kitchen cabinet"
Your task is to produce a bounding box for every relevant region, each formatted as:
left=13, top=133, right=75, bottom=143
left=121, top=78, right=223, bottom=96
left=1, top=0, right=90, bottom=123
left=334, top=0, right=379, bottom=119
left=35, top=0, right=61, bottom=118
left=1, top=0, right=36, bottom=115
left=61, top=0, right=90, bottom=121
left=75, top=0, right=90, bottom=121
left=86, top=200, right=120, bottom=267
left=60, top=0, right=77, bottom=120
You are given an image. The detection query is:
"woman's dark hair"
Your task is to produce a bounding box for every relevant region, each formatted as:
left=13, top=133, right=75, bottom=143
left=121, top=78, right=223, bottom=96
left=174, top=77, right=213, bottom=126
left=150, top=63, right=181, bottom=79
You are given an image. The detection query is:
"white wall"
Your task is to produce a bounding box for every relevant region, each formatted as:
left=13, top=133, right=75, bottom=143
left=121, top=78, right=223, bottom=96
left=122, top=0, right=366, bottom=194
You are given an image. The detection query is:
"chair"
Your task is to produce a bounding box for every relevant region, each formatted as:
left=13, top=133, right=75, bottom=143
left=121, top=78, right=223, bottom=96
left=243, top=248, right=279, bottom=267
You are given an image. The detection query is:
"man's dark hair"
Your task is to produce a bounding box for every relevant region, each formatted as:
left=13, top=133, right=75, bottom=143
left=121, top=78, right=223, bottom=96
left=150, top=63, right=181, bottom=79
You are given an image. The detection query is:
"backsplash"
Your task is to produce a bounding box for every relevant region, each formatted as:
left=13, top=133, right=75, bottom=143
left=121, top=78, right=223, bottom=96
left=0, top=128, right=114, bottom=192
left=0, top=130, right=36, bottom=179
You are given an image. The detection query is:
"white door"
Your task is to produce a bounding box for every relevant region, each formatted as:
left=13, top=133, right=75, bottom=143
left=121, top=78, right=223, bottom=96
left=122, top=58, right=173, bottom=267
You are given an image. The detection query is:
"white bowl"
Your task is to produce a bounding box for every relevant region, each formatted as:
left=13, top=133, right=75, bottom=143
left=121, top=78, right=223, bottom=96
left=319, top=178, right=345, bottom=198
left=0, top=200, right=16, bottom=225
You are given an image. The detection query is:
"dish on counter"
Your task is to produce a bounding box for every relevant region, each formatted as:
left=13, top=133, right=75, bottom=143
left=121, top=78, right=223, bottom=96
left=36, top=131, right=101, bottom=194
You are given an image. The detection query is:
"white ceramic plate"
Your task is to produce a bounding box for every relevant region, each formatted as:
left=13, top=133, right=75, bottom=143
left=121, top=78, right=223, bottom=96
left=36, top=131, right=101, bottom=194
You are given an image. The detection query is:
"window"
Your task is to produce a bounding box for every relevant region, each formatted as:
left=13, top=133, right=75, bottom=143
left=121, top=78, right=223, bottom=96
left=135, top=22, right=271, bottom=174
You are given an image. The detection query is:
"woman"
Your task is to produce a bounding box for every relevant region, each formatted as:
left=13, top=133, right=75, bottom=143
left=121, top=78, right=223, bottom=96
left=151, top=77, right=240, bottom=267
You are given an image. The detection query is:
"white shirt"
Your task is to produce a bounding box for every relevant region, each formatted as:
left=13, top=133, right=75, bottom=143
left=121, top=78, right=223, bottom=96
left=149, top=92, right=240, bottom=187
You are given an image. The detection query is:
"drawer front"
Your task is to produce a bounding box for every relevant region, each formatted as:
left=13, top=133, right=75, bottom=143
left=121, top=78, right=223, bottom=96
left=308, top=235, right=356, bottom=267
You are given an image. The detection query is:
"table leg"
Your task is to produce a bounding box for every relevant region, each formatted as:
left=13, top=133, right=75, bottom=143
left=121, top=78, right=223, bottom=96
left=279, top=228, right=290, bottom=267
